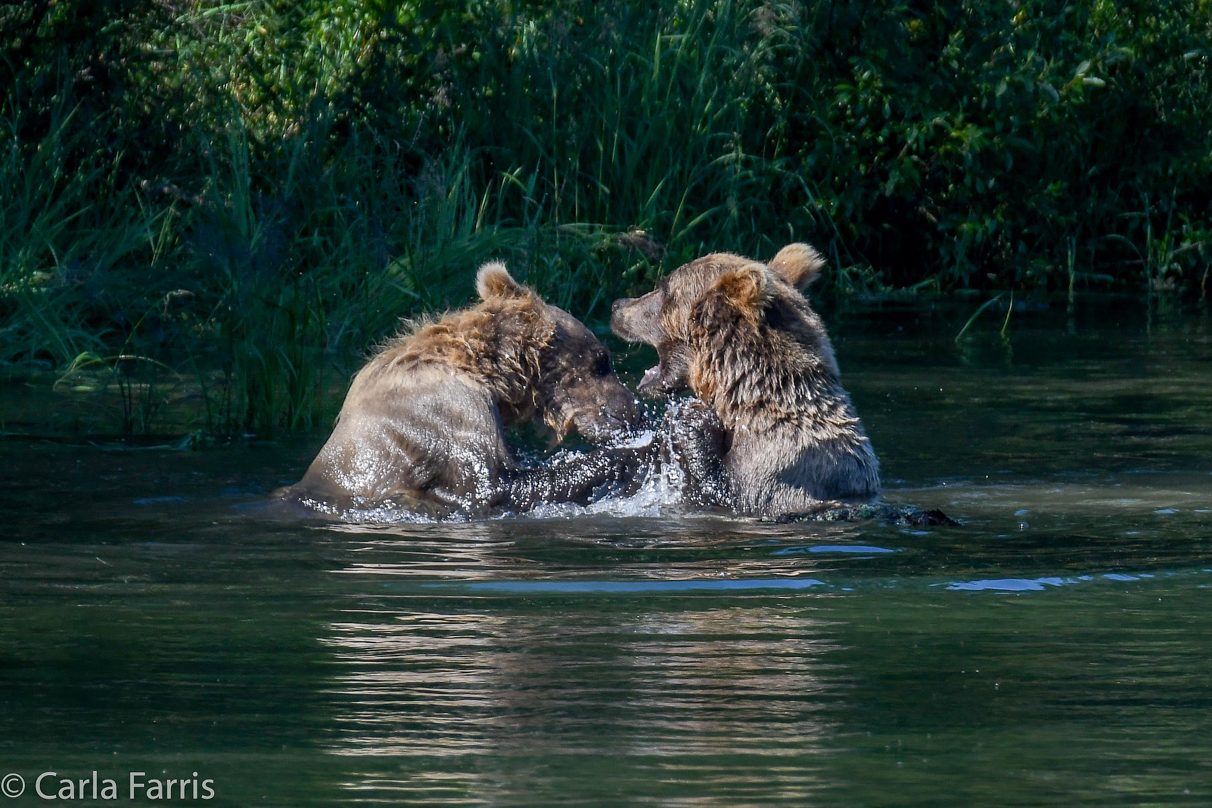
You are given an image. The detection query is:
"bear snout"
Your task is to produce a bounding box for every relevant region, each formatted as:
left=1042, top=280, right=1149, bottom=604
left=553, top=373, right=646, bottom=445
left=610, top=298, right=637, bottom=340
left=572, top=402, right=642, bottom=444
left=592, top=386, right=645, bottom=436
left=610, top=293, right=663, bottom=346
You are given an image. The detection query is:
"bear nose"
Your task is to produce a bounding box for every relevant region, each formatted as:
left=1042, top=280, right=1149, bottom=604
left=612, top=298, right=633, bottom=314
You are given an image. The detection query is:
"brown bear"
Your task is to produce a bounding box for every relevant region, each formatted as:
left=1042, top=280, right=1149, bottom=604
left=610, top=243, right=880, bottom=517
left=282, top=262, right=647, bottom=517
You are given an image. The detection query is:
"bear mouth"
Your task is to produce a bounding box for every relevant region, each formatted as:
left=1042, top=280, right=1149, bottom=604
left=639, top=363, right=663, bottom=391
left=636, top=345, right=687, bottom=397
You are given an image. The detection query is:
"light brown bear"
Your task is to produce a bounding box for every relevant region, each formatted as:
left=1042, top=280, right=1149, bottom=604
left=282, top=262, right=646, bottom=517
left=611, top=243, right=880, bottom=517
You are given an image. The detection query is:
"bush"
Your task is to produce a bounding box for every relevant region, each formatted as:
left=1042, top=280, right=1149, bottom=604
left=2, top=0, right=1209, bottom=434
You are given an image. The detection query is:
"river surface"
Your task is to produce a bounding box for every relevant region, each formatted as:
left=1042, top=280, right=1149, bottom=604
left=2, top=297, right=1211, bottom=806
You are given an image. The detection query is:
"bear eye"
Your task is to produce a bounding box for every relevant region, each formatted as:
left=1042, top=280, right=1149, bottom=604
left=592, top=351, right=613, bottom=377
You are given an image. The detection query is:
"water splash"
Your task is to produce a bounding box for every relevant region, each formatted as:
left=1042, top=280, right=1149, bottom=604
left=524, top=426, right=689, bottom=520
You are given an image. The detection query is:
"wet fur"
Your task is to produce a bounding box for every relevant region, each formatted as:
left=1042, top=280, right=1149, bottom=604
left=282, top=263, right=645, bottom=516
left=612, top=243, right=880, bottom=516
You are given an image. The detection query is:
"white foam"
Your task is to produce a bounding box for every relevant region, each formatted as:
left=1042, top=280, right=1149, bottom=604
left=614, top=428, right=657, bottom=450
left=523, top=426, right=688, bottom=520
left=314, top=404, right=702, bottom=524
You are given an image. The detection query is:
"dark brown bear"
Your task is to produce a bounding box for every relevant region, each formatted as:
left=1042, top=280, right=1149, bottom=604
left=611, top=243, right=879, bottom=516
left=282, top=262, right=646, bottom=517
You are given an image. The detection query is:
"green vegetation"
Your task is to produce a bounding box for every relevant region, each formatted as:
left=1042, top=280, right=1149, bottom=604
left=2, top=0, right=1210, bottom=436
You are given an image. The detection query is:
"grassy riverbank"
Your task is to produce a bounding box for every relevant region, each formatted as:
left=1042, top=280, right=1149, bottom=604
left=2, top=0, right=1210, bottom=436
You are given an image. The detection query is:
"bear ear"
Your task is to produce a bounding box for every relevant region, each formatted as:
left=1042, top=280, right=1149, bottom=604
left=768, top=242, right=826, bottom=289
left=475, top=261, right=526, bottom=300
left=709, top=263, right=769, bottom=322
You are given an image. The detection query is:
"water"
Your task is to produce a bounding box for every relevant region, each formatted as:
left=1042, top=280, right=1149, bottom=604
left=3, top=298, right=1212, bottom=806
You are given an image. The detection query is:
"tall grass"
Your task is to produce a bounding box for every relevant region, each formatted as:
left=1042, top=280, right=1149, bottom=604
left=1, top=0, right=1210, bottom=436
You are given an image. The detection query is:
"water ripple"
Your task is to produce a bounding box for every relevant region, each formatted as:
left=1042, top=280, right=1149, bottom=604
left=457, top=577, right=827, bottom=593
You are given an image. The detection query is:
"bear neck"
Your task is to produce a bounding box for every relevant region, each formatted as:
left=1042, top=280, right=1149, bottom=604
left=691, top=319, right=842, bottom=433
left=392, top=300, right=554, bottom=416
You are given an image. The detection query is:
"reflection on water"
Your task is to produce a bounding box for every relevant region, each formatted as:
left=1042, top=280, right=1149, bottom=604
left=3, top=299, right=1212, bottom=806
left=322, top=563, right=844, bottom=804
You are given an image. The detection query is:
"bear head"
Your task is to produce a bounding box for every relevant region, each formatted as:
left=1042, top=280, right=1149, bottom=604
left=474, top=262, right=643, bottom=443
left=610, top=243, right=831, bottom=398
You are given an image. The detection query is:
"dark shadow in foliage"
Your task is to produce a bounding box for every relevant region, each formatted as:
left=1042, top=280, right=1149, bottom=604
left=2, top=0, right=1210, bottom=438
